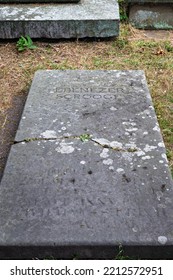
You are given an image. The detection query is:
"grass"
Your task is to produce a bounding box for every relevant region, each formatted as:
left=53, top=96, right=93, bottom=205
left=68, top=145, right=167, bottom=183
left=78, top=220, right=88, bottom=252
left=0, top=24, right=173, bottom=175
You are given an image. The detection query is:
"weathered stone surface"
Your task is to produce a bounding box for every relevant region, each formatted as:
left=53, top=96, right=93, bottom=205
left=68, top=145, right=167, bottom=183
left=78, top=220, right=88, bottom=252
left=0, top=0, right=79, bottom=2
left=129, top=4, right=173, bottom=29
left=128, top=0, right=173, bottom=3
left=0, top=70, right=173, bottom=259
left=0, top=0, right=119, bottom=39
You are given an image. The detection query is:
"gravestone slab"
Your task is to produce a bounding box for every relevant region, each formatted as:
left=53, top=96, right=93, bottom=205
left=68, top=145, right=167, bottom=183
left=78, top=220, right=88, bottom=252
left=0, top=0, right=119, bottom=39
left=0, top=0, right=79, bottom=2
left=128, top=0, right=173, bottom=3
left=0, top=70, right=173, bottom=260
left=128, top=2, right=173, bottom=29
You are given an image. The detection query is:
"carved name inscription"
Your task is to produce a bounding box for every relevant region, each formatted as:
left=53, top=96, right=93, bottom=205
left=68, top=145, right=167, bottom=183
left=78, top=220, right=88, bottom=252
left=52, top=84, right=143, bottom=101
left=55, top=85, right=140, bottom=94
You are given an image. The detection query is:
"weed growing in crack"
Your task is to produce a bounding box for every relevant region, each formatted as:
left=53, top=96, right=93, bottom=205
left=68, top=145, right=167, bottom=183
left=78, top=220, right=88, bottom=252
left=79, top=134, right=91, bottom=142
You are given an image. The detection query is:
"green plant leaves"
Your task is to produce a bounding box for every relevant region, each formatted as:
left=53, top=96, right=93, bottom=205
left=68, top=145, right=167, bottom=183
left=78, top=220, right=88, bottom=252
left=16, top=35, right=37, bottom=52
left=79, top=134, right=91, bottom=142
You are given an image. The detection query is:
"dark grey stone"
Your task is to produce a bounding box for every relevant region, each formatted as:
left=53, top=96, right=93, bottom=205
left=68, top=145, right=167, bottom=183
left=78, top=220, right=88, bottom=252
left=129, top=4, right=173, bottom=29
left=0, top=0, right=119, bottom=39
left=0, top=0, right=79, bottom=2
left=0, top=70, right=173, bottom=259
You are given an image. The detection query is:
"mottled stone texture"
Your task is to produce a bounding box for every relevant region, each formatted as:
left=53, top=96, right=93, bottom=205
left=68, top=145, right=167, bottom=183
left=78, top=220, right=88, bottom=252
left=128, top=0, right=173, bottom=3
left=129, top=4, right=173, bottom=29
left=128, top=0, right=173, bottom=30
left=0, top=70, right=173, bottom=260
left=0, top=0, right=119, bottom=38
left=0, top=0, right=79, bottom=2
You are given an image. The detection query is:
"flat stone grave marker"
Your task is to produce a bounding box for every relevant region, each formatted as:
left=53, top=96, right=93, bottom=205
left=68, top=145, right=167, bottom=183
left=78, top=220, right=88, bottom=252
left=0, top=0, right=119, bottom=39
left=0, top=70, right=173, bottom=259
left=0, top=0, right=79, bottom=2
left=128, top=0, right=173, bottom=29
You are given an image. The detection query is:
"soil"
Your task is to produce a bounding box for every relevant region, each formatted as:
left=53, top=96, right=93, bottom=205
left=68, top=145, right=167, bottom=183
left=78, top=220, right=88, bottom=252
left=0, top=94, right=27, bottom=180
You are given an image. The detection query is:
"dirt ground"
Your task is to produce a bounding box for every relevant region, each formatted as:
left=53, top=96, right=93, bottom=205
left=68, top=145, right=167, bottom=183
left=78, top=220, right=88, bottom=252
left=0, top=94, right=27, bottom=180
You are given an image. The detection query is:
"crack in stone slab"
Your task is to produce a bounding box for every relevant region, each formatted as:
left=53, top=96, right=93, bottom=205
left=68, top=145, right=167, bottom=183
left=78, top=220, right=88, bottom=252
left=13, top=136, right=79, bottom=145
left=13, top=136, right=70, bottom=144
left=13, top=135, right=139, bottom=153
left=91, top=138, right=138, bottom=152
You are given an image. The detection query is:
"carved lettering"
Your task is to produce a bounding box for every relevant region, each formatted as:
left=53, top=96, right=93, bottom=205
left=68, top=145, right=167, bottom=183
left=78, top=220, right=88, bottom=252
left=55, top=87, right=127, bottom=94
left=103, top=95, right=115, bottom=100
left=55, top=91, right=126, bottom=99
left=24, top=206, right=62, bottom=220
left=83, top=94, right=91, bottom=99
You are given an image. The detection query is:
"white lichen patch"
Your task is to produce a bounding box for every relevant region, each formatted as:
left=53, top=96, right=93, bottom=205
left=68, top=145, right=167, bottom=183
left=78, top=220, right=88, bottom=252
left=158, top=142, right=165, bottom=148
left=110, top=106, right=117, bottom=111
left=153, top=125, right=160, bottom=132
left=159, top=160, right=164, bottom=163
left=122, top=121, right=136, bottom=126
left=142, top=155, right=151, bottom=160
left=125, top=143, right=137, bottom=149
left=136, top=150, right=145, bottom=157
left=103, top=159, right=113, bottom=165
left=158, top=236, right=167, bottom=245
left=80, top=161, right=86, bottom=165
left=61, top=127, right=67, bottom=131
left=110, top=141, right=123, bottom=149
left=136, top=109, right=151, bottom=116
left=143, top=131, right=148, bottom=135
left=126, top=128, right=138, bottom=132
left=144, top=144, right=157, bottom=152
left=149, top=105, right=154, bottom=110
left=41, top=130, right=57, bottom=138
left=116, top=168, right=124, bottom=173
left=161, top=153, right=168, bottom=161
left=109, top=166, right=114, bottom=170
left=56, top=142, right=74, bottom=154
left=100, top=148, right=109, bottom=158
